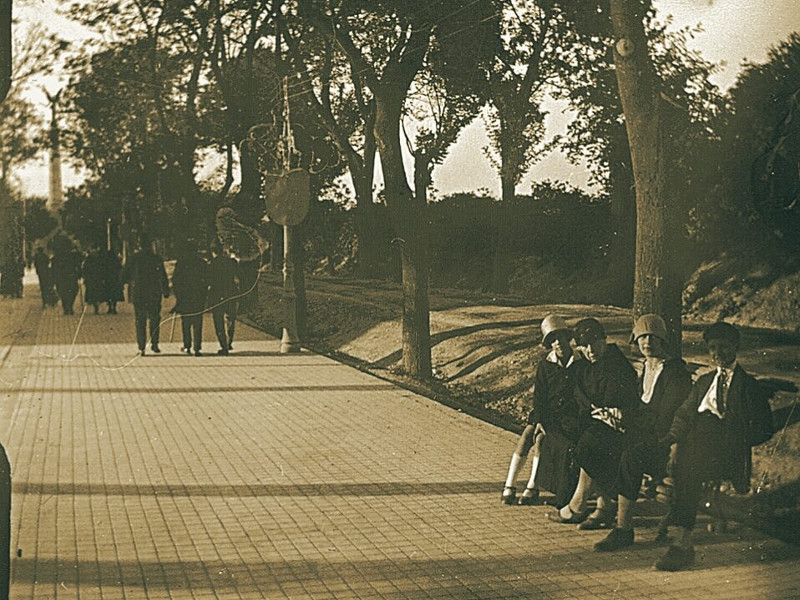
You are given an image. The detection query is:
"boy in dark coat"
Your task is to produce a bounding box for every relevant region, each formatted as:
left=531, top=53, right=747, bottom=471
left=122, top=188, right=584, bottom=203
left=548, top=317, right=639, bottom=526
left=593, top=314, right=692, bottom=551
left=51, top=245, right=82, bottom=315
left=654, top=322, right=773, bottom=571
left=172, top=245, right=209, bottom=356
left=33, top=247, right=56, bottom=307
left=101, top=249, right=125, bottom=314
left=82, top=247, right=105, bottom=314
left=208, top=242, right=240, bottom=355
left=121, top=234, right=170, bottom=355
left=501, top=315, right=583, bottom=506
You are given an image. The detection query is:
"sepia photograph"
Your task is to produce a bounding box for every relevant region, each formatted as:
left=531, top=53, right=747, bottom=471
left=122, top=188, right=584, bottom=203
left=0, top=0, right=798, bottom=597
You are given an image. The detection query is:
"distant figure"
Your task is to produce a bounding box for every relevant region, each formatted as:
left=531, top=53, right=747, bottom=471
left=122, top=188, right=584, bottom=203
left=51, top=243, right=82, bottom=314
left=101, top=249, right=124, bottom=314
left=81, top=246, right=105, bottom=314
left=33, top=247, right=56, bottom=307
left=172, top=244, right=209, bottom=356
left=121, top=234, right=169, bottom=356
left=208, top=242, right=240, bottom=355
left=0, top=253, right=24, bottom=299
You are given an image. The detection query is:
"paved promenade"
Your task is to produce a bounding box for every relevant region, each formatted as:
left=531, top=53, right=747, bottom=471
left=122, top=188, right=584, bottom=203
left=0, top=285, right=798, bottom=599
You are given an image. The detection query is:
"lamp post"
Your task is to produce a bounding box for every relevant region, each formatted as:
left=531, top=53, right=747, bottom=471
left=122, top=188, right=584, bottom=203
left=280, top=224, right=301, bottom=353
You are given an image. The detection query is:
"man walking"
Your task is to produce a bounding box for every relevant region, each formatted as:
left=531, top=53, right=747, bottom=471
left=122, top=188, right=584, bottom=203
left=51, top=241, right=82, bottom=315
left=121, top=234, right=169, bottom=356
left=208, top=242, right=240, bottom=355
left=172, top=243, right=209, bottom=356
left=33, top=247, right=55, bottom=308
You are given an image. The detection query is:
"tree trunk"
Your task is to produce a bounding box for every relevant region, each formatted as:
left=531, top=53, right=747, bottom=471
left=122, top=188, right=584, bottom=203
left=374, top=92, right=432, bottom=380
left=491, top=168, right=516, bottom=295
left=610, top=0, right=682, bottom=356
left=0, top=0, right=10, bottom=104
left=607, top=131, right=636, bottom=306
left=352, top=174, right=385, bottom=279
left=232, top=141, right=263, bottom=226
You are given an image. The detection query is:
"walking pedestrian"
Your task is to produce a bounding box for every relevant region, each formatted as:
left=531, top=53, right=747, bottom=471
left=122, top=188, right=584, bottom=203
left=101, top=249, right=124, bottom=314
left=547, top=317, right=639, bottom=527
left=121, top=234, right=170, bottom=356
left=501, top=315, right=583, bottom=507
left=81, top=245, right=105, bottom=314
left=33, top=247, right=56, bottom=307
left=208, top=242, right=240, bottom=355
left=172, top=243, right=209, bottom=356
left=51, top=239, right=82, bottom=315
left=592, top=314, right=692, bottom=552
left=653, top=322, right=773, bottom=571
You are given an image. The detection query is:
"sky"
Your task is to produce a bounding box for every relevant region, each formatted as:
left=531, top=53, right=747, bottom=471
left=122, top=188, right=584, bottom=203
left=11, top=0, right=800, bottom=199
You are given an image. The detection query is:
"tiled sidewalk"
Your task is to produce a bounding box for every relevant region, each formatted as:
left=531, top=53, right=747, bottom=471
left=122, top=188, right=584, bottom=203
left=0, top=292, right=798, bottom=599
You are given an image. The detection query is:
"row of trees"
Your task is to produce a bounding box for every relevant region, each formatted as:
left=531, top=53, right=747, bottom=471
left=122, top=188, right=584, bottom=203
left=15, top=1, right=796, bottom=380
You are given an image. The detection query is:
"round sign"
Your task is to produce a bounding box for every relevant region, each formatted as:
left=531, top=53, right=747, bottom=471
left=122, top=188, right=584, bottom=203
left=264, top=168, right=310, bottom=226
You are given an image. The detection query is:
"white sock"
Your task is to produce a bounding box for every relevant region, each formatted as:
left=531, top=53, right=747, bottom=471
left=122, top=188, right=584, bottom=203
left=504, top=452, right=525, bottom=488
left=524, top=456, right=540, bottom=491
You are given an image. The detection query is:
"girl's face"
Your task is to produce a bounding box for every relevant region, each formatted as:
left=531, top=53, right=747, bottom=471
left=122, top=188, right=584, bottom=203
left=637, top=334, right=665, bottom=359
left=550, top=333, right=573, bottom=359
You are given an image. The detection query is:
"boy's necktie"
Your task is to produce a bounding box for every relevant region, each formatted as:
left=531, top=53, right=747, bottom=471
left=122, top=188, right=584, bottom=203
left=716, top=368, right=728, bottom=416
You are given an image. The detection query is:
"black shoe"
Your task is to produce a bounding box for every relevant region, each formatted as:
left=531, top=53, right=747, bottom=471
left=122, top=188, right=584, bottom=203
left=194, top=350, right=203, bottom=357
left=548, top=506, right=591, bottom=524
left=138, top=349, right=146, bottom=356
left=655, top=545, right=695, bottom=571
left=578, top=510, right=617, bottom=530
left=217, top=348, right=229, bottom=356
left=181, top=347, right=191, bottom=354
left=517, top=488, right=540, bottom=505
left=594, top=527, right=634, bottom=552
left=501, top=486, right=517, bottom=505
left=151, top=345, right=161, bottom=353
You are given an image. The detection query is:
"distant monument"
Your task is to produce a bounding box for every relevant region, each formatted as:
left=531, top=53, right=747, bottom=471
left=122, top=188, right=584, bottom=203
left=45, top=89, right=63, bottom=214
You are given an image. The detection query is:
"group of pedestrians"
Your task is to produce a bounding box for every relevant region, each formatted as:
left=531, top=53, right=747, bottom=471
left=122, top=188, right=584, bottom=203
left=33, top=242, right=122, bottom=315
left=501, top=314, right=773, bottom=572
left=122, top=234, right=241, bottom=357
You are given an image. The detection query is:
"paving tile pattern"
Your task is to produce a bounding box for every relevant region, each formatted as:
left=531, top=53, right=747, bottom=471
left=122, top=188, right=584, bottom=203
left=0, top=295, right=797, bottom=599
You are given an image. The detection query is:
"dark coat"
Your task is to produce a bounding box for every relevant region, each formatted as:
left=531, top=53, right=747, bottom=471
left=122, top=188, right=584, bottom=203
left=172, top=254, right=209, bottom=314
left=101, top=251, right=125, bottom=302
left=33, top=251, right=51, bottom=282
left=82, top=252, right=105, bottom=304
left=666, top=365, right=773, bottom=492
left=51, top=250, right=82, bottom=292
left=629, top=358, right=693, bottom=441
left=528, top=353, right=583, bottom=441
left=208, top=255, right=239, bottom=305
left=574, top=344, right=639, bottom=432
left=121, top=250, right=169, bottom=308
